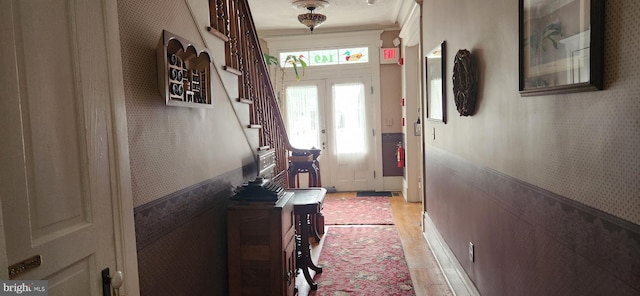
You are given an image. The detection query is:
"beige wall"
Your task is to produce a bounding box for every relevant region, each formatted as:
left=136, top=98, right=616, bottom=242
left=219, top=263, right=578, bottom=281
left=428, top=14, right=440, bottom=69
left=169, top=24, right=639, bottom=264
left=380, top=31, right=403, bottom=134
left=118, top=0, right=255, bottom=207
left=422, top=0, right=640, bottom=224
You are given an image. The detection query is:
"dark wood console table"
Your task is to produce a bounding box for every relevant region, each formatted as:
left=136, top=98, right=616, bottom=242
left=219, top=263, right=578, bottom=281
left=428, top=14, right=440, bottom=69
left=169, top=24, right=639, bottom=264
left=227, top=192, right=296, bottom=296
left=290, top=188, right=326, bottom=290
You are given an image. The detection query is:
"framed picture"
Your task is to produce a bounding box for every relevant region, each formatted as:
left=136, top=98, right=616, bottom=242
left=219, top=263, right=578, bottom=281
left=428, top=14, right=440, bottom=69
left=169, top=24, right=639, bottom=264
left=519, top=0, right=604, bottom=96
left=426, top=41, right=446, bottom=123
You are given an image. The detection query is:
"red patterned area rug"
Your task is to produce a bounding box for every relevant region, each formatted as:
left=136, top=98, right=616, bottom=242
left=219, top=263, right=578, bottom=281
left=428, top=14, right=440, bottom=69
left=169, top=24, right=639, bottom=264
left=322, top=196, right=394, bottom=225
left=310, top=226, right=415, bottom=296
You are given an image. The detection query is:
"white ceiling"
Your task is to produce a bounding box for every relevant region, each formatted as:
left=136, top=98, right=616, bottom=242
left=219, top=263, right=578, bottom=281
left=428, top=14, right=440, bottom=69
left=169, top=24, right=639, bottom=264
left=247, top=0, right=417, bottom=36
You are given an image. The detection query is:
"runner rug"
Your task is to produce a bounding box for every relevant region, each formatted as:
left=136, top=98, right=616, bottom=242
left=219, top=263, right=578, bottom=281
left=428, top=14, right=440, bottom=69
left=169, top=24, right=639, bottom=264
left=310, top=226, right=415, bottom=296
left=322, top=196, right=394, bottom=225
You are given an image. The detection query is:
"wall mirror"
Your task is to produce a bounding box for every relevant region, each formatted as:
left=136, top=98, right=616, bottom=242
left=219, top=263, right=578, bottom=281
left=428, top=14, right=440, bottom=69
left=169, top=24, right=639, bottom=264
left=426, top=41, right=446, bottom=123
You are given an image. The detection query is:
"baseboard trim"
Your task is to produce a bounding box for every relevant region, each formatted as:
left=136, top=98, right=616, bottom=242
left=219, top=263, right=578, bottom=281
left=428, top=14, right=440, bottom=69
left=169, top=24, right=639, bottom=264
left=382, top=176, right=402, bottom=191
left=423, top=212, right=480, bottom=296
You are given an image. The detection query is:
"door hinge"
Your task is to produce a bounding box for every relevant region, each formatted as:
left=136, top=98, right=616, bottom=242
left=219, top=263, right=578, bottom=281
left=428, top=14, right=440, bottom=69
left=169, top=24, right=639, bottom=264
left=372, top=129, right=375, bottom=137
left=374, top=171, right=376, bottom=178
left=371, top=86, right=374, bottom=94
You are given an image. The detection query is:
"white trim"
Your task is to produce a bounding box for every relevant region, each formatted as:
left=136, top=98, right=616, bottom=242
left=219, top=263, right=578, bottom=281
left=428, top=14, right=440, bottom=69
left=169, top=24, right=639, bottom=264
left=103, top=0, right=140, bottom=294
left=399, top=2, right=421, bottom=47
left=423, top=213, right=481, bottom=296
left=401, top=44, right=422, bottom=203
left=383, top=176, right=403, bottom=191
left=265, top=30, right=384, bottom=53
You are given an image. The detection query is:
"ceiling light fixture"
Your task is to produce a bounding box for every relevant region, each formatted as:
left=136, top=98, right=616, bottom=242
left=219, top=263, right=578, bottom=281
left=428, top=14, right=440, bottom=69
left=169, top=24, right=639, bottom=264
left=293, top=0, right=329, bottom=32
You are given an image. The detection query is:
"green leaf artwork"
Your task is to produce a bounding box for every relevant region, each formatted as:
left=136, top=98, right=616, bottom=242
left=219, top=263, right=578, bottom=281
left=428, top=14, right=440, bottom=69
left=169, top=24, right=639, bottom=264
left=529, top=22, right=562, bottom=53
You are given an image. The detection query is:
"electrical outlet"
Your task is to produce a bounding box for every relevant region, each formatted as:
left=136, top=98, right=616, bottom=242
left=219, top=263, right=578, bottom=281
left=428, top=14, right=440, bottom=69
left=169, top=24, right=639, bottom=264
left=469, top=242, right=474, bottom=262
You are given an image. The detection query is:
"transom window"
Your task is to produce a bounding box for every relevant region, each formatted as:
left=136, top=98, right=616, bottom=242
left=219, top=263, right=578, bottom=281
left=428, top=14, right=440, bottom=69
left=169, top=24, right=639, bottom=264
left=279, top=47, right=369, bottom=67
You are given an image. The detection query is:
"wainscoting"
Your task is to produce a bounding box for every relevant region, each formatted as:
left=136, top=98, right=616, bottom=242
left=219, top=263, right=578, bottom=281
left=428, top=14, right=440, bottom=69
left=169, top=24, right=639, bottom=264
left=424, top=147, right=640, bottom=296
left=134, top=164, right=256, bottom=295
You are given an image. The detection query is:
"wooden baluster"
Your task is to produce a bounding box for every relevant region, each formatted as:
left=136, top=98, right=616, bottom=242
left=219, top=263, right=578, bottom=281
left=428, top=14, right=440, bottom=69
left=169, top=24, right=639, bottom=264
left=208, top=0, right=228, bottom=36
left=209, top=0, right=321, bottom=188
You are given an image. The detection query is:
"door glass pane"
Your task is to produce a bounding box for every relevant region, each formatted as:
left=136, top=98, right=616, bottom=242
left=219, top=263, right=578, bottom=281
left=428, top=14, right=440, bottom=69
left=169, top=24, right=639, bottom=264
left=285, top=85, right=320, bottom=149
left=332, top=83, right=367, bottom=157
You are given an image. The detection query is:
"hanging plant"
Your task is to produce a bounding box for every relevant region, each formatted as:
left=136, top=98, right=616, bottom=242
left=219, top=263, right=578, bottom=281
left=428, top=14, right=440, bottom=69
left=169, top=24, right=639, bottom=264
left=264, top=54, right=307, bottom=105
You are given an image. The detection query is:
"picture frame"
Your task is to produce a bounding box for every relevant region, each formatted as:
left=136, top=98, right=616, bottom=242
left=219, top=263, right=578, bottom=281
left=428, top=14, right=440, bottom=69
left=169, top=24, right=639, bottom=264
left=519, top=0, right=604, bottom=96
left=426, top=41, right=446, bottom=123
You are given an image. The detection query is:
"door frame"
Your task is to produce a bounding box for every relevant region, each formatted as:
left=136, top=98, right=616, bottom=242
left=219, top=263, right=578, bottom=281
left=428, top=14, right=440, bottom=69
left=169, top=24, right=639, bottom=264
left=103, top=0, right=140, bottom=294
left=283, top=76, right=375, bottom=191
left=266, top=30, right=384, bottom=191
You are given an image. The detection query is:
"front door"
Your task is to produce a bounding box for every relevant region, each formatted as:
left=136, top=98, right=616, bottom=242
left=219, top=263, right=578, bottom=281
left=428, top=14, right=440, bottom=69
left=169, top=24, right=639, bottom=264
left=284, top=77, right=375, bottom=191
left=325, top=78, right=375, bottom=191
left=1, top=1, right=128, bottom=294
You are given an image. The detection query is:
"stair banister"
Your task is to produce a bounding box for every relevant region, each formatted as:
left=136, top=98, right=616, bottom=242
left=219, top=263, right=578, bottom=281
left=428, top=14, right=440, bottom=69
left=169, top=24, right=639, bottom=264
left=208, top=0, right=321, bottom=188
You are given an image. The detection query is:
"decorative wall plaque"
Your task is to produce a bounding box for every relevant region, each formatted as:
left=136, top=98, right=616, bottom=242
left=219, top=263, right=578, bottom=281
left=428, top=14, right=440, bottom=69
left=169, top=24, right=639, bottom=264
left=157, top=30, right=213, bottom=108
left=452, top=49, right=478, bottom=116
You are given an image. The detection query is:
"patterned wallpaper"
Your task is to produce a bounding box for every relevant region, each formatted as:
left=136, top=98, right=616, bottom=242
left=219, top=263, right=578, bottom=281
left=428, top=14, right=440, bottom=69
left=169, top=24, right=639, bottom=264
left=117, top=0, right=254, bottom=206
left=425, top=146, right=640, bottom=296
left=423, top=0, right=640, bottom=225
left=117, top=1, right=259, bottom=293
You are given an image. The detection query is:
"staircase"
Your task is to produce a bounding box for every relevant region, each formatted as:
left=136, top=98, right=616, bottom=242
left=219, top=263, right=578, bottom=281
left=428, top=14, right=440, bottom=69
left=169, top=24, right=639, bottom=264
left=205, top=0, right=320, bottom=188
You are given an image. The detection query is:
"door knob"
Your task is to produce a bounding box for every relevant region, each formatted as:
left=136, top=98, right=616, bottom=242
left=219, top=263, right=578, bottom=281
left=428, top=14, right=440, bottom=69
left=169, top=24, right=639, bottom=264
left=111, top=270, right=124, bottom=289
left=102, top=268, right=124, bottom=296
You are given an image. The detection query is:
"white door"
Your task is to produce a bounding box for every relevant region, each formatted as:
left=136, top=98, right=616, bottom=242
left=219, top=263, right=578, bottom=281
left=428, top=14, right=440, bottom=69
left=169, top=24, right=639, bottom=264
left=0, top=1, right=132, bottom=295
left=284, top=77, right=375, bottom=191
left=283, top=80, right=326, bottom=151
left=325, top=78, right=375, bottom=190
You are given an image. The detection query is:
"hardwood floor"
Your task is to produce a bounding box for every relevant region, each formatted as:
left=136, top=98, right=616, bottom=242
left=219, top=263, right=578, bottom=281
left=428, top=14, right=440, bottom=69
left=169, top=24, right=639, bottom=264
left=296, top=191, right=453, bottom=296
left=389, top=192, right=454, bottom=296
